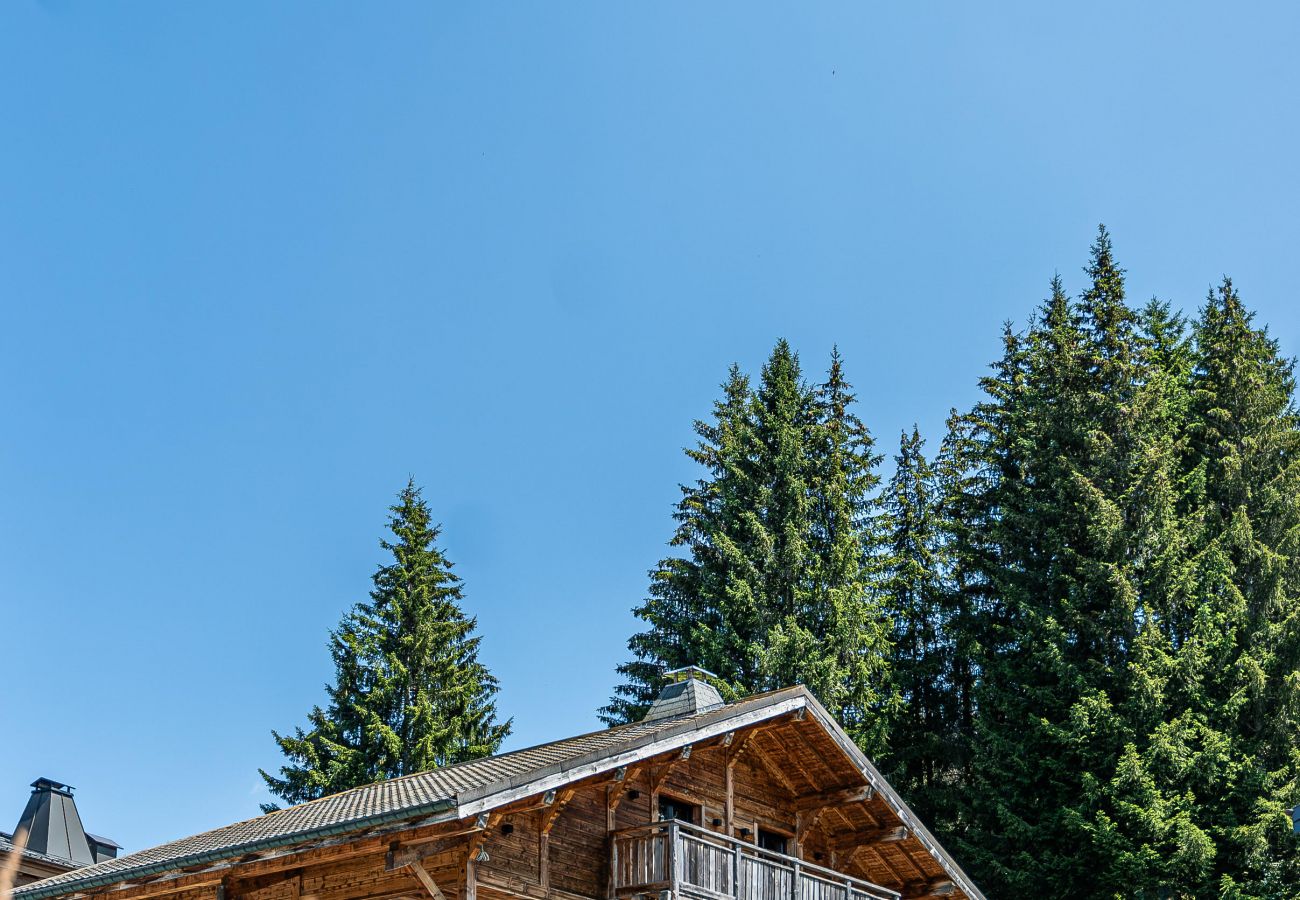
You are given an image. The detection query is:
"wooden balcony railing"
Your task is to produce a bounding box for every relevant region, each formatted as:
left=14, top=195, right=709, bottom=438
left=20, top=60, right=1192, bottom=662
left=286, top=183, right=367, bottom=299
left=610, top=820, right=900, bottom=900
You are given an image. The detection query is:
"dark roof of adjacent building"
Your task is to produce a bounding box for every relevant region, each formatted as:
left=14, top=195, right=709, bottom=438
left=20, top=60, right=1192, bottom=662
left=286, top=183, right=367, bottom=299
left=15, top=686, right=985, bottom=900
left=0, top=831, right=80, bottom=871
left=16, top=779, right=95, bottom=867
left=84, top=835, right=122, bottom=852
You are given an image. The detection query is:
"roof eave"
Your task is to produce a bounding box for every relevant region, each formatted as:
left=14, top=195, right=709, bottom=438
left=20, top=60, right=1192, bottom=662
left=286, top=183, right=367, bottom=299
left=798, top=695, right=987, bottom=900
left=14, top=798, right=458, bottom=900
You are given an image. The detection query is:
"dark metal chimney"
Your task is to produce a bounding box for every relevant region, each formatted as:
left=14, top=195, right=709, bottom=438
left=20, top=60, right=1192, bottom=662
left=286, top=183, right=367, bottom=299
left=15, top=778, right=95, bottom=866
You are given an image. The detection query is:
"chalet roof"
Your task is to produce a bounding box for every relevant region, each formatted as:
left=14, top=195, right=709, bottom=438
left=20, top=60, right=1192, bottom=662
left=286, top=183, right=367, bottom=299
left=14, top=687, right=984, bottom=900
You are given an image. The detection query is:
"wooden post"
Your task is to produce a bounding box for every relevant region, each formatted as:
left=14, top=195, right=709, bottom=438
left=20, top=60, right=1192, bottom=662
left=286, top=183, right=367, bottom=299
left=668, top=822, right=680, bottom=895
left=607, top=835, right=619, bottom=900
left=539, top=832, right=549, bottom=890
left=464, top=857, right=477, bottom=900
left=791, top=861, right=801, bottom=900
left=724, top=753, right=735, bottom=834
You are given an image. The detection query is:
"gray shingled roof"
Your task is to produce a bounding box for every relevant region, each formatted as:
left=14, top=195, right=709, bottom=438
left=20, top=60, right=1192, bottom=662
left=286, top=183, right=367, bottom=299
left=15, top=691, right=799, bottom=900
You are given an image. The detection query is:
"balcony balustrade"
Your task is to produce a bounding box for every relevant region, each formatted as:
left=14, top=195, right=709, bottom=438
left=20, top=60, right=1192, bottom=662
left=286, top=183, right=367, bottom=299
left=610, top=820, right=899, bottom=900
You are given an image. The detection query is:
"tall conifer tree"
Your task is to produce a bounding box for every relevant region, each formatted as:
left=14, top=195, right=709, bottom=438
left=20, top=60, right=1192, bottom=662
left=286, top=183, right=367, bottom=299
left=260, top=481, right=510, bottom=810
left=878, top=426, right=956, bottom=824
left=1174, top=281, right=1300, bottom=896
left=957, top=238, right=1194, bottom=897
left=606, top=343, right=892, bottom=749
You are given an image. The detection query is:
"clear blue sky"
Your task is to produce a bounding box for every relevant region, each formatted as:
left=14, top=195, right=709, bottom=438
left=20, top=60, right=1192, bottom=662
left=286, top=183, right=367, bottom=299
left=3, top=1, right=1298, bottom=855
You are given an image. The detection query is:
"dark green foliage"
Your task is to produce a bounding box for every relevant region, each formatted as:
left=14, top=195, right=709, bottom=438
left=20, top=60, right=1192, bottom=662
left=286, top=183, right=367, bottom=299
left=608, top=229, right=1300, bottom=896
left=604, top=342, right=894, bottom=752
left=947, top=235, right=1300, bottom=897
left=877, top=426, right=963, bottom=826
left=260, top=481, right=509, bottom=811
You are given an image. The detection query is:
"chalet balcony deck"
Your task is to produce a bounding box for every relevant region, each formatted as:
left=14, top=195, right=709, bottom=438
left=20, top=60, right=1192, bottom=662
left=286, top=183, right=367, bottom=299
left=610, top=821, right=900, bottom=900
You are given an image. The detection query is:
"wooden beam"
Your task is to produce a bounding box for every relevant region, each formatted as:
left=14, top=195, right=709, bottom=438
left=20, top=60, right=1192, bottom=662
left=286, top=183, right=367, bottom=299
left=900, top=877, right=956, bottom=898
left=831, top=825, right=909, bottom=855
left=406, top=863, right=446, bottom=900
left=385, top=836, right=466, bottom=873
left=454, top=695, right=807, bottom=817
left=724, top=748, right=736, bottom=833
left=538, top=831, right=549, bottom=890
left=747, top=742, right=798, bottom=797
left=794, top=784, right=875, bottom=812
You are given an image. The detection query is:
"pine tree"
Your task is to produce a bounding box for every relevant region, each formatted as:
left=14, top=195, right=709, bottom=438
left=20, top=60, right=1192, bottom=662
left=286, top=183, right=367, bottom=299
left=605, top=342, right=892, bottom=745
left=261, top=481, right=510, bottom=810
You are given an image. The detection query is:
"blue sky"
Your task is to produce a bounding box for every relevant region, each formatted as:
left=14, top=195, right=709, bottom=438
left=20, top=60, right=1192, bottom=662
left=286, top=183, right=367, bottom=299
left=3, top=1, right=1298, bottom=854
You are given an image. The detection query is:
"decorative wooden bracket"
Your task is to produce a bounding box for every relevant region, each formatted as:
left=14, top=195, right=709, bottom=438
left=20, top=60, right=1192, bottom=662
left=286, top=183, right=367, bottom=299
left=795, top=808, right=825, bottom=856
left=540, top=788, right=576, bottom=836
left=463, top=812, right=502, bottom=865
left=606, top=766, right=644, bottom=831
left=537, top=788, right=575, bottom=891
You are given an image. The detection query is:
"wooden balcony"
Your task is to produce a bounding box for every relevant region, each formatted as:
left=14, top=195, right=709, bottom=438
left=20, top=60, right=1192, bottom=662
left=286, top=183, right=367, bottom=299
left=610, top=821, right=900, bottom=900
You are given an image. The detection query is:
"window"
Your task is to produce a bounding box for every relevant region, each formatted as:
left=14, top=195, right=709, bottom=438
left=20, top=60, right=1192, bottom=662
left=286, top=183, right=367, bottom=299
left=757, top=829, right=789, bottom=855
left=658, top=795, right=696, bottom=824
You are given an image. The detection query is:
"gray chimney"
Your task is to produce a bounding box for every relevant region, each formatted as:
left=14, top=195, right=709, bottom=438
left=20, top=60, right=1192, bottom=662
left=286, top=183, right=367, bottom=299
left=15, top=778, right=95, bottom=866
left=643, top=666, right=725, bottom=721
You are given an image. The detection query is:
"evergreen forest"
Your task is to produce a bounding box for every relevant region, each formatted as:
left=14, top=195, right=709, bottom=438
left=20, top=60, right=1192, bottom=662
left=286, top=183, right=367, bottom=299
left=267, top=230, right=1300, bottom=898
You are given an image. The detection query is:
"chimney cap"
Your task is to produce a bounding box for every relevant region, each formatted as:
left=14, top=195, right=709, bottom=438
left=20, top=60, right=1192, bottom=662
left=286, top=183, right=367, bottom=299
left=643, top=666, right=725, bottom=722
left=663, top=666, right=718, bottom=684
left=30, top=778, right=74, bottom=795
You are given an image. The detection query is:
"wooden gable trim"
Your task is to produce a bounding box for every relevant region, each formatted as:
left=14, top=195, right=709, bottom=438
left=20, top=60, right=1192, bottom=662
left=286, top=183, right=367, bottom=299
left=455, top=696, right=807, bottom=819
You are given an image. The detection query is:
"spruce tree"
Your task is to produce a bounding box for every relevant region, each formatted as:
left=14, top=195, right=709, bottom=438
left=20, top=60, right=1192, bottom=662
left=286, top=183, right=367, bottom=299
left=761, top=349, right=894, bottom=752
left=605, top=342, right=892, bottom=748
left=261, top=481, right=510, bottom=810
left=1175, top=280, right=1300, bottom=896
left=878, top=426, right=955, bottom=824
left=958, top=238, right=1191, bottom=897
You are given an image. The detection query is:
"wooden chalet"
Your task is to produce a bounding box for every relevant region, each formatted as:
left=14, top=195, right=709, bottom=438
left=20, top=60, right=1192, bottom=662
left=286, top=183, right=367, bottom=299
left=12, top=674, right=984, bottom=900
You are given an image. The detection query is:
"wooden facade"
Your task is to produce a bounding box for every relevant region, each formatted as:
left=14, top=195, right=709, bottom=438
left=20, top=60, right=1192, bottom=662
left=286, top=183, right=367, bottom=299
left=13, top=688, right=981, bottom=900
